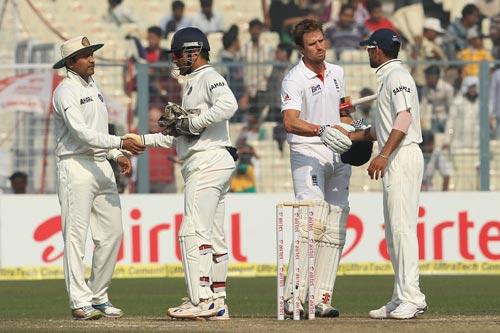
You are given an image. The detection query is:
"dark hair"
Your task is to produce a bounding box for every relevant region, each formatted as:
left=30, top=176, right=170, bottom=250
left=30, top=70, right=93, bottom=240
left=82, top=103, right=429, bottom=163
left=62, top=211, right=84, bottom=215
left=339, top=3, right=355, bottom=14
left=172, top=0, right=184, bottom=10
left=366, top=0, right=381, bottom=13
left=424, top=65, right=440, bottom=76
left=421, top=130, right=435, bottom=143
left=249, top=18, right=264, bottom=29
left=148, top=26, right=162, bottom=37
left=277, top=42, right=292, bottom=58
left=200, top=48, right=210, bottom=61
left=360, top=87, right=374, bottom=96
left=462, top=4, right=479, bottom=17
left=9, top=171, right=27, bottom=181
left=200, top=0, right=212, bottom=7
left=223, top=25, right=239, bottom=49
left=378, top=42, right=400, bottom=59
left=293, top=19, right=324, bottom=47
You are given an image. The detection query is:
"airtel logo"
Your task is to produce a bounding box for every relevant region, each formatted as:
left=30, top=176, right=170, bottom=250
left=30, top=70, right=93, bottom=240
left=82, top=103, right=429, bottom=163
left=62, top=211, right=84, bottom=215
left=32, top=208, right=248, bottom=263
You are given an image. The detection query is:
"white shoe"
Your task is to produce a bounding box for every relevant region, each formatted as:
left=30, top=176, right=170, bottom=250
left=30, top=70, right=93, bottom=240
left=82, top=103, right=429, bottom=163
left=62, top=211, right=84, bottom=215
left=207, top=299, right=230, bottom=321
left=284, top=298, right=305, bottom=319
left=388, top=302, right=427, bottom=320
left=369, top=300, right=400, bottom=319
left=167, top=298, right=217, bottom=319
left=92, top=301, right=123, bottom=318
left=71, top=305, right=103, bottom=320
left=315, top=303, right=340, bottom=318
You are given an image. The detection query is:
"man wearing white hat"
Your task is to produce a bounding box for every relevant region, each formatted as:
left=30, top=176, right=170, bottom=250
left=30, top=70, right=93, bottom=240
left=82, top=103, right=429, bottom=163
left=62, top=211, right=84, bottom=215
left=52, top=36, right=144, bottom=320
left=411, top=17, right=447, bottom=87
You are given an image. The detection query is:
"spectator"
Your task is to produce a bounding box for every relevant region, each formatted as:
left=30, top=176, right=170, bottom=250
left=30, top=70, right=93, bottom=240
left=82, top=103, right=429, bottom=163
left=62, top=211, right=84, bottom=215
left=148, top=105, right=178, bottom=193
left=229, top=162, right=257, bottom=193
left=421, top=65, right=454, bottom=133
left=8, top=171, right=28, bottom=194
left=104, top=0, right=136, bottom=27
left=420, top=130, right=453, bottom=191
left=125, top=26, right=181, bottom=105
left=364, top=0, right=396, bottom=32
left=237, top=113, right=266, bottom=145
left=192, top=0, right=224, bottom=34
left=160, top=1, right=191, bottom=38
left=411, top=17, right=447, bottom=87
left=268, top=0, right=316, bottom=45
left=218, top=25, right=248, bottom=120
left=353, top=87, right=376, bottom=124
left=241, top=19, right=275, bottom=113
left=325, top=3, right=370, bottom=58
left=230, top=141, right=259, bottom=192
left=457, top=28, right=493, bottom=77
left=443, top=4, right=480, bottom=60
left=273, top=117, right=287, bottom=156
left=264, top=43, right=293, bottom=121
left=446, top=76, right=480, bottom=149
left=490, top=14, right=500, bottom=59
left=489, top=65, right=500, bottom=138
left=351, top=0, right=370, bottom=26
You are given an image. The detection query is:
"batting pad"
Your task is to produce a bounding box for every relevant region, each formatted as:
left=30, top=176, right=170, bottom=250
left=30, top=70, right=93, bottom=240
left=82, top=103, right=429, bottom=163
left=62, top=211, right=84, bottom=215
left=211, top=253, right=229, bottom=299
left=314, top=205, right=350, bottom=305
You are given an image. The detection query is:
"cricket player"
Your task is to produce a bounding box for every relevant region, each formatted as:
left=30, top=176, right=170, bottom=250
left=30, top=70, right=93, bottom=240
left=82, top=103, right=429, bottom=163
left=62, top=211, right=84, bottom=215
left=52, top=36, right=145, bottom=320
left=281, top=19, right=356, bottom=318
left=345, top=29, right=427, bottom=319
left=124, top=27, right=237, bottom=320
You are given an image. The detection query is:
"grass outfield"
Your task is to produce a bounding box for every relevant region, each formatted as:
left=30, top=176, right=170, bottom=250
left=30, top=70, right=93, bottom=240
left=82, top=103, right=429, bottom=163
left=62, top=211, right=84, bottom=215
left=0, top=276, right=499, bottom=332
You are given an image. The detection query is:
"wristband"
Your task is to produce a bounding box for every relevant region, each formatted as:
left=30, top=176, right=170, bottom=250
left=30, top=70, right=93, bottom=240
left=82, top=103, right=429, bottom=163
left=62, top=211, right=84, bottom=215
left=379, top=153, right=389, bottom=160
left=317, top=124, right=329, bottom=136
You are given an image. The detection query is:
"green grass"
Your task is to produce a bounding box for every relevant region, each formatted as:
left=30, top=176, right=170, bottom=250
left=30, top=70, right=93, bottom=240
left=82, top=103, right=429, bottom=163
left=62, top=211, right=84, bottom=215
left=1, top=275, right=499, bottom=319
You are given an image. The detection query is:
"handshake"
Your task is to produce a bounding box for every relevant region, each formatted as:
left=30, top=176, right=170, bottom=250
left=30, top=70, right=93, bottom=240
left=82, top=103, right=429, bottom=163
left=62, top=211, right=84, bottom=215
left=120, top=134, right=146, bottom=156
left=119, top=102, right=203, bottom=156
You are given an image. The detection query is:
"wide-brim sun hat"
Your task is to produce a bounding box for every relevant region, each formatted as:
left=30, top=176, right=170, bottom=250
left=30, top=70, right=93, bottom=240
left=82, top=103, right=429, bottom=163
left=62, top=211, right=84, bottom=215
left=53, top=36, right=104, bottom=69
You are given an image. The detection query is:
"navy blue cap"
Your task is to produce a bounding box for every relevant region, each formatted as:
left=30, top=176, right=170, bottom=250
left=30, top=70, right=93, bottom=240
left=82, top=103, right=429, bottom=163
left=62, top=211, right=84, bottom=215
left=168, top=27, right=210, bottom=53
left=359, top=28, right=401, bottom=51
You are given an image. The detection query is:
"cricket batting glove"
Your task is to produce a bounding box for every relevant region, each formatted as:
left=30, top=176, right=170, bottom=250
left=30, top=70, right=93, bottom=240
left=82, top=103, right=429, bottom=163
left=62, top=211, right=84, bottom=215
left=319, top=123, right=354, bottom=154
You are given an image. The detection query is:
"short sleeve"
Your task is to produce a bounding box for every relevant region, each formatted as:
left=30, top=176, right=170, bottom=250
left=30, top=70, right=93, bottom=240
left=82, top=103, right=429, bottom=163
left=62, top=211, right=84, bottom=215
left=281, top=78, right=303, bottom=112
left=388, top=71, right=415, bottom=114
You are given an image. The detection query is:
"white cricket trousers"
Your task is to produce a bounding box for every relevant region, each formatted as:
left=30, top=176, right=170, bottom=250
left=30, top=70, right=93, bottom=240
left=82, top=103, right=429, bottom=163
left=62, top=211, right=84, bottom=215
left=180, top=148, right=235, bottom=304
left=56, top=156, right=123, bottom=309
left=383, top=143, right=426, bottom=307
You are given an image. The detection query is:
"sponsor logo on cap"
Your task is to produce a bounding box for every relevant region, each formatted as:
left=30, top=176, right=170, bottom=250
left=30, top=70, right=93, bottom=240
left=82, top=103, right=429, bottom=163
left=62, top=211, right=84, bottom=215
left=82, top=37, right=90, bottom=47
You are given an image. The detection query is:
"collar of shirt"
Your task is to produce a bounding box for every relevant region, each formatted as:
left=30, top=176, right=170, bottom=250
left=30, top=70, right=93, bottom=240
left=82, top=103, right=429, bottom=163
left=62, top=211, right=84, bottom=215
left=188, top=64, right=212, bottom=78
left=299, top=59, right=329, bottom=81
left=67, top=69, right=94, bottom=88
left=375, top=59, right=402, bottom=82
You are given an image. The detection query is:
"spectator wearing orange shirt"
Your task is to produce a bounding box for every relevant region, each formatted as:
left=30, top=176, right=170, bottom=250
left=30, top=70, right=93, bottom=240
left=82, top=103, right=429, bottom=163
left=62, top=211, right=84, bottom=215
left=364, top=0, right=396, bottom=32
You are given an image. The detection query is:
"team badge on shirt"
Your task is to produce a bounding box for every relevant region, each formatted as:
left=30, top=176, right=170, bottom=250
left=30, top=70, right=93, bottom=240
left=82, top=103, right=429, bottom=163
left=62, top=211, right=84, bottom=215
left=333, top=78, right=340, bottom=92
left=393, top=86, right=410, bottom=95
left=311, top=84, right=321, bottom=96
left=283, top=94, right=291, bottom=101
left=80, top=96, right=93, bottom=104
left=209, top=81, right=225, bottom=92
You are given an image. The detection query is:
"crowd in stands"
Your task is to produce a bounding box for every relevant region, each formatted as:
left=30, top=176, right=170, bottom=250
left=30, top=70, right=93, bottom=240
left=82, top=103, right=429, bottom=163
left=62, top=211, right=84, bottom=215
left=104, top=0, right=500, bottom=193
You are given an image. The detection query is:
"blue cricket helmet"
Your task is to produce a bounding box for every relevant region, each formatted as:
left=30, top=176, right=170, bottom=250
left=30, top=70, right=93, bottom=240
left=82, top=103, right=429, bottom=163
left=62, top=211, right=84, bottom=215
left=168, top=27, right=210, bottom=54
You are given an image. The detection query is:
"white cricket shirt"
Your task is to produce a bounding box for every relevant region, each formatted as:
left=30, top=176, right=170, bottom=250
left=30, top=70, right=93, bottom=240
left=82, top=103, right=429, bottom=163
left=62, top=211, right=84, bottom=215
left=374, top=59, right=422, bottom=148
left=281, top=59, right=345, bottom=145
left=52, top=70, right=122, bottom=161
left=144, top=65, right=238, bottom=160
